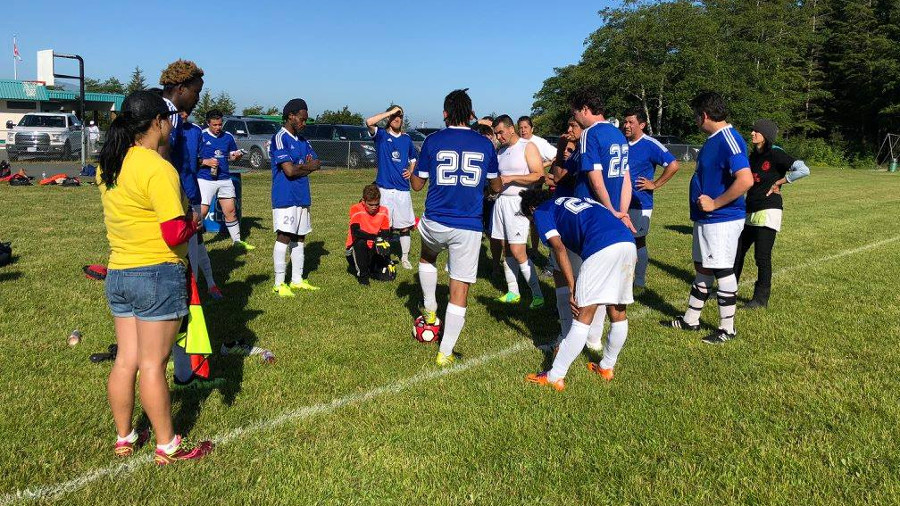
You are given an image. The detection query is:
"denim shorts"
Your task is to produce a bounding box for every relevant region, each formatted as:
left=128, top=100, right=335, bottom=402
left=105, top=263, right=188, bottom=321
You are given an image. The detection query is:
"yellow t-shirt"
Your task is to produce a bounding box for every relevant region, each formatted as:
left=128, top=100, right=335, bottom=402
left=99, top=146, right=189, bottom=269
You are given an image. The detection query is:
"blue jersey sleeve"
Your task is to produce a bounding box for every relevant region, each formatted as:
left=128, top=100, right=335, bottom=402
left=485, top=146, right=499, bottom=178
left=654, top=142, right=676, bottom=167
left=533, top=207, right=558, bottom=245
left=416, top=138, right=431, bottom=178
left=408, top=138, right=418, bottom=163
left=372, top=127, right=385, bottom=142
left=271, top=134, right=292, bottom=168
left=728, top=151, right=750, bottom=174
left=579, top=128, right=604, bottom=173
left=303, top=139, right=319, bottom=161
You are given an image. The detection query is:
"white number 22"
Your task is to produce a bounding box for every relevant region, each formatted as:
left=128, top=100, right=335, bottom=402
left=436, top=151, right=483, bottom=187
left=608, top=144, right=629, bottom=178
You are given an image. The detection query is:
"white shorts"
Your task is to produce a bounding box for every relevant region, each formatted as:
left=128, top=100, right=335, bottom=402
left=379, top=187, right=415, bottom=229
left=198, top=179, right=236, bottom=206
left=273, top=206, right=312, bottom=236
left=628, top=209, right=653, bottom=238
left=490, top=195, right=530, bottom=244
left=418, top=217, right=482, bottom=283
left=574, top=242, right=636, bottom=307
left=692, top=219, right=744, bottom=269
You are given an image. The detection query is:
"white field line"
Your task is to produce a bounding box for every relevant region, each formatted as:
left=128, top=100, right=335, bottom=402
left=630, top=234, right=900, bottom=320
left=0, top=341, right=531, bottom=505
left=3, top=234, right=898, bottom=504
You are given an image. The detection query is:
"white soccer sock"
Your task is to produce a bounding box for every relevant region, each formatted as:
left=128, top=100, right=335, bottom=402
left=399, top=234, right=411, bottom=261
left=273, top=241, right=288, bottom=286
left=600, top=319, right=628, bottom=369
left=555, top=287, right=573, bottom=340
left=684, top=273, right=714, bottom=325
left=717, top=274, right=738, bottom=334
left=548, top=320, right=590, bottom=381
left=419, top=262, right=438, bottom=312
left=290, top=241, right=304, bottom=284
left=225, top=220, right=241, bottom=243
left=586, top=308, right=607, bottom=351
left=635, top=246, right=649, bottom=286
left=503, top=256, right=520, bottom=295
left=117, top=429, right=138, bottom=443
left=195, top=240, right=215, bottom=289
left=156, top=434, right=181, bottom=453
left=438, top=303, right=466, bottom=356
left=519, top=260, right=543, bottom=298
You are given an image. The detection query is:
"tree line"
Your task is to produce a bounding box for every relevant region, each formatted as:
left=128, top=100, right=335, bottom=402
left=531, top=0, right=900, bottom=164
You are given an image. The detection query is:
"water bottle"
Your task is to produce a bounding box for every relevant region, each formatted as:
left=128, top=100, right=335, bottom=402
left=261, top=350, right=276, bottom=364
left=42, top=171, right=47, bottom=179
left=67, top=329, right=82, bottom=347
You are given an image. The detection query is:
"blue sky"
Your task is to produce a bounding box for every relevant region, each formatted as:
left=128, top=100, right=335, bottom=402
left=2, top=0, right=616, bottom=127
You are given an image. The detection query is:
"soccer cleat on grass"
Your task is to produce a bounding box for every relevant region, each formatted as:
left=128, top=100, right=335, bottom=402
left=233, top=240, right=256, bottom=251
left=421, top=308, right=438, bottom=326
left=401, top=258, right=413, bottom=270
left=114, top=428, right=150, bottom=457
left=272, top=283, right=295, bottom=298
left=435, top=352, right=455, bottom=367
left=525, top=371, right=565, bottom=391
left=289, top=279, right=320, bottom=291
left=173, top=376, right=226, bottom=391
left=208, top=286, right=224, bottom=300
left=497, top=292, right=521, bottom=304
left=702, top=329, right=736, bottom=345
left=587, top=362, right=615, bottom=381
left=668, top=316, right=701, bottom=331
left=154, top=436, right=214, bottom=465
left=529, top=295, right=545, bottom=309
left=743, top=299, right=767, bottom=309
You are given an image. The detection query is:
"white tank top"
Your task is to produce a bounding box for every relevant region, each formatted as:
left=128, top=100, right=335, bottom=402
left=497, top=138, right=533, bottom=196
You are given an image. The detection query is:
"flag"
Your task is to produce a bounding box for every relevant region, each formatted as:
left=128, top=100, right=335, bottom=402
left=175, top=267, right=212, bottom=379
left=13, top=37, right=22, bottom=61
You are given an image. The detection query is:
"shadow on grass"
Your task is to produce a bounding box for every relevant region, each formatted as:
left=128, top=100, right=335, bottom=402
left=0, top=271, right=22, bottom=282
left=664, top=224, right=693, bottom=235
left=649, top=258, right=695, bottom=285
left=148, top=243, right=267, bottom=437
left=635, top=286, right=682, bottom=320
left=304, top=241, right=329, bottom=278
left=395, top=280, right=448, bottom=320
left=204, top=217, right=265, bottom=245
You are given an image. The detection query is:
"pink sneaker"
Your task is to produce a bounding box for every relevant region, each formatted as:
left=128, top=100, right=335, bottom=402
left=154, top=436, right=214, bottom=465
left=113, top=428, right=150, bottom=457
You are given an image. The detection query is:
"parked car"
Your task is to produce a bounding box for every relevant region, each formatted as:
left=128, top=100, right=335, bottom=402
left=5, top=113, right=83, bottom=161
left=414, top=127, right=442, bottom=136
left=302, top=124, right=377, bottom=169
left=222, top=116, right=282, bottom=170
left=406, top=129, right=428, bottom=142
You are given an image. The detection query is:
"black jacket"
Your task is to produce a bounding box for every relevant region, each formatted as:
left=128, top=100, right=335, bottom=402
left=746, top=145, right=796, bottom=213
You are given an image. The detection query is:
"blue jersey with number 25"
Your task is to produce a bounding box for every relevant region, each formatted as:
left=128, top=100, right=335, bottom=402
left=416, top=127, right=499, bottom=232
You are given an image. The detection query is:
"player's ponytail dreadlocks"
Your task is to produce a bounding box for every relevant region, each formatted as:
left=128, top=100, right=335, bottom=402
left=519, top=188, right=554, bottom=218
left=443, top=88, right=473, bottom=127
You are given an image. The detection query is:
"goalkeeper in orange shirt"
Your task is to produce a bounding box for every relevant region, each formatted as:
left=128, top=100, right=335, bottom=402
left=346, top=184, right=394, bottom=285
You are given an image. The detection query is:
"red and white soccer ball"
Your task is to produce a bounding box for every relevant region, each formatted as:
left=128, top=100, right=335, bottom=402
left=412, top=316, right=441, bottom=343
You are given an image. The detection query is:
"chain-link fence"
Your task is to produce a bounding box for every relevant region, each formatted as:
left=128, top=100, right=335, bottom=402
left=665, top=144, right=702, bottom=162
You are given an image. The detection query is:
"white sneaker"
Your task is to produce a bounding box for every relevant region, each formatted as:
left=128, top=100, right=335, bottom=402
left=401, top=259, right=413, bottom=270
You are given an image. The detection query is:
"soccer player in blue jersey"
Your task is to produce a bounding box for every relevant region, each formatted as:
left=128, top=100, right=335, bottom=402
left=365, top=105, right=418, bottom=269
left=175, top=111, right=220, bottom=299
left=520, top=190, right=636, bottom=390
left=410, top=89, right=502, bottom=366
left=569, top=89, right=636, bottom=233
left=269, top=98, right=322, bottom=297
left=669, top=92, right=753, bottom=344
left=198, top=109, right=253, bottom=251
left=622, top=108, right=681, bottom=287
left=158, top=60, right=204, bottom=162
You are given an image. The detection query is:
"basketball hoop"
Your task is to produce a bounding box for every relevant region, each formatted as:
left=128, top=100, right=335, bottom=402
left=21, top=80, right=44, bottom=99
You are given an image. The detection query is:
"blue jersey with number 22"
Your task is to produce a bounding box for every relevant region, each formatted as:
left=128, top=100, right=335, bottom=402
left=575, top=122, right=630, bottom=211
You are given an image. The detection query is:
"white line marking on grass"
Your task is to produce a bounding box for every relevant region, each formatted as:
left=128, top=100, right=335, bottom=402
left=0, top=341, right=531, bottom=505
left=5, top=235, right=899, bottom=504
left=629, top=234, right=900, bottom=320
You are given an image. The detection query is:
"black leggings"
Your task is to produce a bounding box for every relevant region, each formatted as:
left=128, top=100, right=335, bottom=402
left=734, top=225, right=777, bottom=300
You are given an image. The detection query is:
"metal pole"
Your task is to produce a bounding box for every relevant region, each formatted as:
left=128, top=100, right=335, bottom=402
left=52, top=53, right=86, bottom=166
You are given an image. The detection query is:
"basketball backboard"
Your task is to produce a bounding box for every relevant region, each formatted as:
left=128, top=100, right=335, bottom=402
left=37, top=50, right=54, bottom=86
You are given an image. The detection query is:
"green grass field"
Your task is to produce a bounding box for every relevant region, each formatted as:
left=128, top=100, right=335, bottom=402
left=1, top=166, right=899, bottom=505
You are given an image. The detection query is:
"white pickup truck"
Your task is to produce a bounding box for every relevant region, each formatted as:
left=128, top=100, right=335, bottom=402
left=5, top=113, right=83, bottom=161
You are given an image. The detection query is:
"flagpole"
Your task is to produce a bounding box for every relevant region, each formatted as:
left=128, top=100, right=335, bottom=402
left=12, top=36, right=17, bottom=80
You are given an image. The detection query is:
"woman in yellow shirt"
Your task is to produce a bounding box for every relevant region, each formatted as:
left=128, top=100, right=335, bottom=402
left=98, top=90, right=211, bottom=464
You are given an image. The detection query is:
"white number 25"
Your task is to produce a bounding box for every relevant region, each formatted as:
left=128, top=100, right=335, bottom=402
left=436, top=151, right=484, bottom=187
